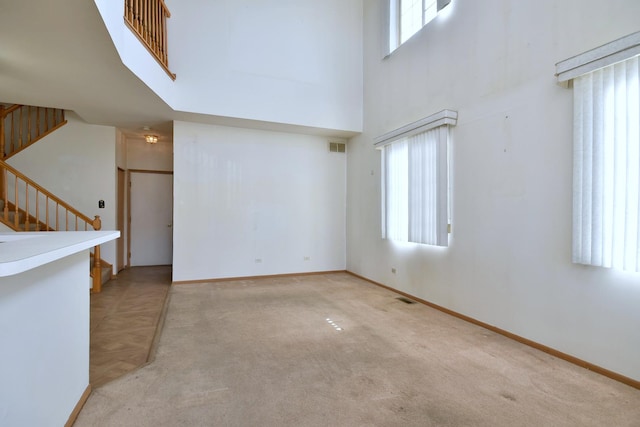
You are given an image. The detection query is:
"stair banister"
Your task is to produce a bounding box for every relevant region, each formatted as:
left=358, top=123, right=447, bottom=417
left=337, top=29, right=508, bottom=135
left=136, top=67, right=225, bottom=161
left=0, top=160, right=96, bottom=227
left=0, top=159, right=107, bottom=292
left=1, top=104, right=66, bottom=160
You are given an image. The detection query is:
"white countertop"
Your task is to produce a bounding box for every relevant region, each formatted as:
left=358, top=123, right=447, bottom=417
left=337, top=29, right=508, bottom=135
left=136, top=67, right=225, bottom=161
left=0, top=231, right=120, bottom=277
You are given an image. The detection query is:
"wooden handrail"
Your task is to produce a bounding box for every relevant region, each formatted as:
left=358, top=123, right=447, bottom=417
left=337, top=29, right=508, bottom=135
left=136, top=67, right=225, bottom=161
left=0, top=158, right=107, bottom=291
left=0, top=159, right=100, bottom=231
left=124, top=0, right=176, bottom=80
left=1, top=104, right=21, bottom=117
left=1, top=104, right=66, bottom=160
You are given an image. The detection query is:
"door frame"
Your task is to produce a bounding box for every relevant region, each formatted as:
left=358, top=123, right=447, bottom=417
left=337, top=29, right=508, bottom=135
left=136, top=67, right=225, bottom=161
left=127, top=169, right=174, bottom=268
left=117, top=167, right=126, bottom=273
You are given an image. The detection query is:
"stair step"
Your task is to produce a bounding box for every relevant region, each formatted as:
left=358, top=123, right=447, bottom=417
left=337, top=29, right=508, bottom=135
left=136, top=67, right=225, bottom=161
left=101, top=266, right=112, bottom=286
left=0, top=201, right=21, bottom=224
left=4, top=211, right=21, bottom=224
left=91, top=265, right=112, bottom=290
left=19, top=223, right=39, bottom=231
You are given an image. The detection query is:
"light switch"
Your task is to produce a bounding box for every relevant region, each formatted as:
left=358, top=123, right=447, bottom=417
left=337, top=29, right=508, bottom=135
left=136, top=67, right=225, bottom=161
left=98, top=200, right=105, bottom=209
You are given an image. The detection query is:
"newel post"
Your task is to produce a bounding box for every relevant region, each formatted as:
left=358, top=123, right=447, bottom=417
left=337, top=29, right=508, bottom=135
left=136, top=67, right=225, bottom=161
left=92, top=215, right=102, bottom=231
left=92, top=215, right=103, bottom=293
left=93, top=245, right=102, bottom=293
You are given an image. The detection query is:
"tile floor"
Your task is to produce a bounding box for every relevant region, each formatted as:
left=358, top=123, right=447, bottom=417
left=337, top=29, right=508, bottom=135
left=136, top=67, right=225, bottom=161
left=89, top=266, right=171, bottom=388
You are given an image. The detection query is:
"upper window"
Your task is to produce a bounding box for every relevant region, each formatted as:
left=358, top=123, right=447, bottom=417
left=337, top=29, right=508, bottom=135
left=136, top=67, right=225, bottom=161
left=557, top=32, right=640, bottom=272
left=375, top=110, right=457, bottom=247
left=390, top=0, right=451, bottom=51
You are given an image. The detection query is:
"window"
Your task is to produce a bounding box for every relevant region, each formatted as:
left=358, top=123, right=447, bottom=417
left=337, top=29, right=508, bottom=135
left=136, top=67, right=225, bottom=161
left=375, top=110, right=457, bottom=246
left=390, top=0, right=452, bottom=51
left=557, top=32, right=640, bottom=272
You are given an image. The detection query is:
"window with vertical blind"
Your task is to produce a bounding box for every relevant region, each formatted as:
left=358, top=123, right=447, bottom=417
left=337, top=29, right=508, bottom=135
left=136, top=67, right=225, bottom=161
left=557, top=32, right=640, bottom=272
left=375, top=110, right=457, bottom=246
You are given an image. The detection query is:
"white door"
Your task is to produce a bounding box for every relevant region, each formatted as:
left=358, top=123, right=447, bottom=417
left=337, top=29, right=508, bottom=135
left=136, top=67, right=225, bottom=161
left=130, top=172, right=173, bottom=266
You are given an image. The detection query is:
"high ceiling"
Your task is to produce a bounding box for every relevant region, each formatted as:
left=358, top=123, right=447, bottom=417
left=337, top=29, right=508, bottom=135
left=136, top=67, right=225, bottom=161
left=0, top=0, right=356, bottom=141
left=0, top=0, right=175, bottom=137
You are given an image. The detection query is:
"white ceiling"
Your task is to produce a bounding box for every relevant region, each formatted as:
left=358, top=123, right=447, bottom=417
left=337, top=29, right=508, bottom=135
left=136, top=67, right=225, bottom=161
left=0, top=0, right=357, bottom=141
left=0, top=0, right=175, bottom=138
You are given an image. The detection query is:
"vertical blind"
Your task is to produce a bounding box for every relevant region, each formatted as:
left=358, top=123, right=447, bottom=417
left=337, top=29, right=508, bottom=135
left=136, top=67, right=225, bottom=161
left=382, top=126, right=449, bottom=246
left=573, top=55, right=640, bottom=271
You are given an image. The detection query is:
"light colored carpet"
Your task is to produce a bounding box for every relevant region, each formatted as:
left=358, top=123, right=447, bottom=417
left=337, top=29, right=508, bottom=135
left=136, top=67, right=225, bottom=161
left=75, top=273, right=640, bottom=426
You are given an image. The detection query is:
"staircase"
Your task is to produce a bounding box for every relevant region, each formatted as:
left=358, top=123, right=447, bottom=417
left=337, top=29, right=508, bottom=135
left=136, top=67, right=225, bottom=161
left=1, top=104, right=66, bottom=160
left=0, top=103, right=112, bottom=292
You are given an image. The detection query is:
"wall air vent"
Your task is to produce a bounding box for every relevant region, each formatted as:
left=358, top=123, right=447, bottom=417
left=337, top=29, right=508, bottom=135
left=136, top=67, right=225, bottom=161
left=329, top=142, right=346, bottom=153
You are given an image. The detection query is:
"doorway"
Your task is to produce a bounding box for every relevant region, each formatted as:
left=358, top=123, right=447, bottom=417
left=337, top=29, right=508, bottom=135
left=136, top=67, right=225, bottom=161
left=128, top=170, right=173, bottom=266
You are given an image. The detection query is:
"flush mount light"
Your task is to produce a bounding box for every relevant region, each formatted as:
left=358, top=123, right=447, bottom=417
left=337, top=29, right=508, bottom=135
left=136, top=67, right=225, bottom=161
left=145, top=134, right=158, bottom=144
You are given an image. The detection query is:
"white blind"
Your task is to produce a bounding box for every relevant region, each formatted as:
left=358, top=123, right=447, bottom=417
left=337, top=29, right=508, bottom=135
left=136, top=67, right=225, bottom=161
left=573, top=55, right=640, bottom=271
left=384, top=140, right=409, bottom=241
left=382, top=126, right=449, bottom=246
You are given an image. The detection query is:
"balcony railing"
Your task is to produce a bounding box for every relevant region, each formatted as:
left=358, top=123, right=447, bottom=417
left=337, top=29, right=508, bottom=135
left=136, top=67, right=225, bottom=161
left=124, top=0, right=176, bottom=80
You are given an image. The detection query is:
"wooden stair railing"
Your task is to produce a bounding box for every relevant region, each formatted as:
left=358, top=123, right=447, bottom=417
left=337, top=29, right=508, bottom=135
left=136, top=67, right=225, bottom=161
left=0, top=104, right=67, bottom=160
left=0, top=159, right=109, bottom=292
left=124, top=0, right=176, bottom=80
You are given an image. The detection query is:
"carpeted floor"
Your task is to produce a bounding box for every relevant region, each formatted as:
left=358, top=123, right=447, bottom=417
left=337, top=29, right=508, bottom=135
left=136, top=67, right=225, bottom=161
left=75, top=273, right=640, bottom=426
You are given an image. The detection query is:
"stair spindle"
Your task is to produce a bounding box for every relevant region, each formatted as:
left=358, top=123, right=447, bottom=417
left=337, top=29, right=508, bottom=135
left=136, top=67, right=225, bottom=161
left=14, top=176, right=18, bottom=228
left=36, top=107, right=40, bottom=140
left=18, top=107, right=23, bottom=148
left=155, top=2, right=158, bottom=47
left=10, top=111, right=15, bottom=153
left=24, top=182, right=29, bottom=230
left=27, top=106, right=31, bottom=142
left=2, top=169, right=7, bottom=221
left=35, top=189, right=40, bottom=231
left=0, top=105, right=5, bottom=158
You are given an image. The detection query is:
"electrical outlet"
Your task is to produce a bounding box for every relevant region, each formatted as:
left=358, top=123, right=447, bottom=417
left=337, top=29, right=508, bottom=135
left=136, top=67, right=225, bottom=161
left=391, top=268, right=396, bottom=274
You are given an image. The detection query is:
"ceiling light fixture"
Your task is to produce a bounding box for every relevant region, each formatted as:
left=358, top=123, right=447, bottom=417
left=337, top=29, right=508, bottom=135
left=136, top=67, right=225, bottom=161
left=145, top=134, right=158, bottom=144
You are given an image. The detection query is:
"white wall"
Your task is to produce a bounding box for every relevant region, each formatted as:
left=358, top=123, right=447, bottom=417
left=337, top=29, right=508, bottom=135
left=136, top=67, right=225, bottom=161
left=116, top=129, right=127, bottom=169
left=173, top=121, right=346, bottom=282
left=0, top=251, right=89, bottom=426
left=94, top=0, right=363, bottom=133
left=347, top=0, right=640, bottom=381
left=127, top=137, right=173, bottom=172
left=7, top=113, right=118, bottom=272
left=167, top=0, right=363, bottom=132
